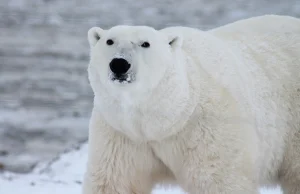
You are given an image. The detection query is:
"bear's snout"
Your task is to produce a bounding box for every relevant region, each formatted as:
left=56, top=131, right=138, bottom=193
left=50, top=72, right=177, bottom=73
left=109, top=58, right=131, bottom=75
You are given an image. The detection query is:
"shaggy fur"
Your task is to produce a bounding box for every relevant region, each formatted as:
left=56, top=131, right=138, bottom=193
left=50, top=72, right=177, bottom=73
left=82, top=15, right=300, bottom=194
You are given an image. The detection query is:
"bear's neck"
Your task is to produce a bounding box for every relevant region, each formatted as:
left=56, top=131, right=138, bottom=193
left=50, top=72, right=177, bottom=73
left=138, top=57, right=200, bottom=141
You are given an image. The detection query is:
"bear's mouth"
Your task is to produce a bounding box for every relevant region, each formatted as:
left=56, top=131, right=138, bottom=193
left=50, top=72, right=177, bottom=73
left=109, top=72, right=135, bottom=84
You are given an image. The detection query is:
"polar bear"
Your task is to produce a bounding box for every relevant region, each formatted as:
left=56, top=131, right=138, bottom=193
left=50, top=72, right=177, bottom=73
left=82, top=15, right=300, bottom=194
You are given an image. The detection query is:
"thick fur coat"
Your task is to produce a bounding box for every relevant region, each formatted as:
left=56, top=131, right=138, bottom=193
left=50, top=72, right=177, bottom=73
left=82, top=15, right=300, bottom=194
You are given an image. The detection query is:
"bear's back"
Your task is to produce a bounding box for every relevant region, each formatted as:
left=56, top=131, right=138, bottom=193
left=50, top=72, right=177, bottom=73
left=209, top=15, right=300, bottom=84
left=209, top=15, right=300, bottom=39
left=210, top=15, right=300, bottom=110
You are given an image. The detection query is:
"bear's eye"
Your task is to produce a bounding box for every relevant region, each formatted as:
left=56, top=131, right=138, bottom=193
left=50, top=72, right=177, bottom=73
left=141, top=42, right=150, bottom=48
left=106, top=39, right=114, bottom=46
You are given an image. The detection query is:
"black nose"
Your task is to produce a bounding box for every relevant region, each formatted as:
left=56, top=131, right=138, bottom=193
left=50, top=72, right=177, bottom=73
left=109, top=58, right=131, bottom=75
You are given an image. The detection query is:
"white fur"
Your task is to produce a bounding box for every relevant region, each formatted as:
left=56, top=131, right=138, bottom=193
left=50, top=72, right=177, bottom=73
left=83, top=15, right=300, bottom=194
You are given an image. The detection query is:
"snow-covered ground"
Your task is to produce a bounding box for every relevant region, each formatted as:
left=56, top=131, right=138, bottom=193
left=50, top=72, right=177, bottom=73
left=0, top=143, right=283, bottom=194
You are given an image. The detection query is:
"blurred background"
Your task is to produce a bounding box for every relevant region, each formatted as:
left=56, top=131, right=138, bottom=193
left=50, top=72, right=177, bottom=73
left=0, top=0, right=299, bottom=174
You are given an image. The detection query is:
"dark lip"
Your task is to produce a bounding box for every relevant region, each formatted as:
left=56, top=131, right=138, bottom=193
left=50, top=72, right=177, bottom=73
left=111, top=74, right=132, bottom=83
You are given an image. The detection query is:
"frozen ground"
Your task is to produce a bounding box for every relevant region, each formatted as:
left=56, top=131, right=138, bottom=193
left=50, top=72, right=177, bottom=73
left=0, top=143, right=283, bottom=194
left=0, top=0, right=300, bottom=173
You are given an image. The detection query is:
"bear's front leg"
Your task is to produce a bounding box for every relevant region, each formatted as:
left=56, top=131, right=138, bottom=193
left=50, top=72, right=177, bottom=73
left=82, top=111, right=164, bottom=194
left=179, top=153, right=259, bottom=194
left=177, top=124, right=260, bottom=194
left=152, top=113, right=260, bottom=194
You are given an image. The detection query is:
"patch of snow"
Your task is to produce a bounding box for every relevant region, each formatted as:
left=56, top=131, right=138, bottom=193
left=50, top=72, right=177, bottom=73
left=0, top=143, right=283, bottom=194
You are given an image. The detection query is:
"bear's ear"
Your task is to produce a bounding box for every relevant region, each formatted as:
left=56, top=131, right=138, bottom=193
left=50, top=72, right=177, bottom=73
left=168, top=35, right=183, bottom=49
left=88, top=27, right=105, bottom=47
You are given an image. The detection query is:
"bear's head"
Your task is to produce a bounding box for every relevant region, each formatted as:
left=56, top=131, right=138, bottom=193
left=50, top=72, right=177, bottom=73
left=86, top=25, right=199, bottom=141
left=87, top=25, right=184, bottom=103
